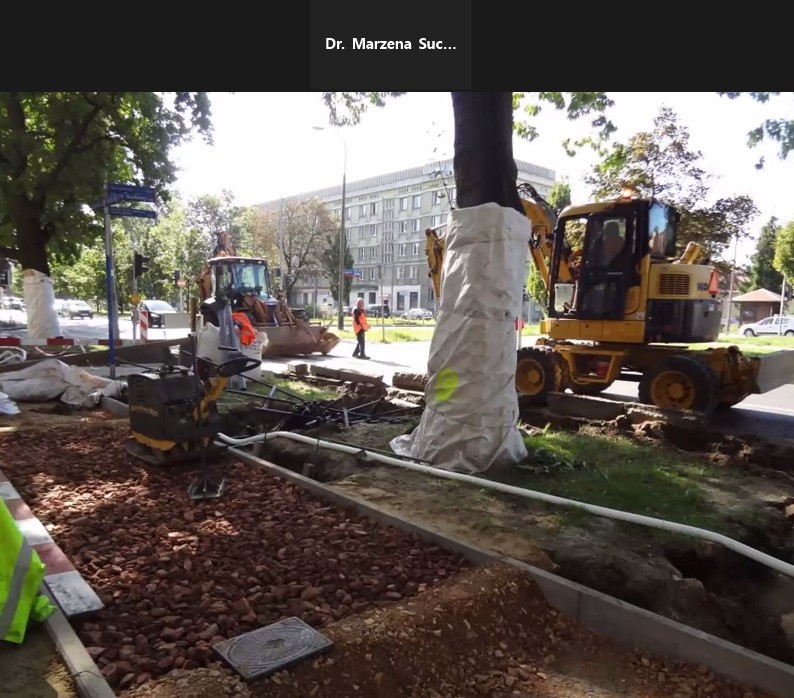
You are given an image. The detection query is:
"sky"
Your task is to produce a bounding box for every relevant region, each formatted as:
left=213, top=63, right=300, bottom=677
left=171, top=92, right=794, bottom=266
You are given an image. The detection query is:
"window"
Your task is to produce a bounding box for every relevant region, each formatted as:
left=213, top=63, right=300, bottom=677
left=345, top=207, right=352, bottom=218
left=369, top=268, right=376, bottom=280
left=384, top=231, right=394, bottom=242
left=409, top=291, right=419, bottom=308
left=412, top=194, right=422, bottom=209
left=369, top=247, right=377, bottom=259
left=398, top=221, right=407, bottom=233
left=412, top=242, right=420, bottom=255
left=399, top=197, right=408, bottom=211
left=648, top=202, right=678, bottom=257
left=759, top=318, right=774, bottom=326
left=370, top=224, right=377, bottom=236
left=383, top=221, right=393, bottom=232
left=358, top=228, right=366, bottom=240
left=409, top=266, right=417, bottom=278
left=397, top=267, right=406, bottom=280
left=396, top=292, right=405, bottom=311
left=433, top=191, right=444, bottom=206
left=432, top=215, right=442, bottom=227
left=370, top=202, right=377, bottom=215
left=360, top=204, right=367, bottom=217
left=358, top=248, right=365, bottom=261
left=345, top=230, right=350, bottom=241
left=302, top=292, right=309, bottom=305
left=333, top=208, right=341, bottom=219
left=449, top=188, right=456, bottom=204
left=398, top=243, right=407, bottom=257
left=384, top=253, right=393, bottom=264
left=411, top=219, right=420, bottom=232
left=384, top=199, right=394, bottom=210
left=369, top=291, right=377, bottom=304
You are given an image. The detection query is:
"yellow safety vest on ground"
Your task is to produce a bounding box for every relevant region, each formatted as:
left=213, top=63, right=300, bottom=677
left=0, top=500, right=55, bottom=644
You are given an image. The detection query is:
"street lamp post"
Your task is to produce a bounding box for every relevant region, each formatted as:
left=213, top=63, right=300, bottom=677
left=314, top=126, right=347, bottom=331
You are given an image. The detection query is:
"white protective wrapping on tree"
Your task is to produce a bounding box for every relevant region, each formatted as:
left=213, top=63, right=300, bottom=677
left=390, top=203, right=531, bottom=473
left=22, top=269, right=61, bottom=339
left=0, top=359, right=122, bottom=407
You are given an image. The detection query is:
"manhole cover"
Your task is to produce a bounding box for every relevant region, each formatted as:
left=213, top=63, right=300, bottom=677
left=212, top=616, right=333, bottom=680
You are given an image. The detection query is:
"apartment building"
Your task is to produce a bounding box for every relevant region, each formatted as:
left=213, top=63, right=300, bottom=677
left=259, top=158, right=556, bottom=313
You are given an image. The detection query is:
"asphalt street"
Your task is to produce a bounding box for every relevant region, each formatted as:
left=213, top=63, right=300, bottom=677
left=3, top=311, right=793, bottom=440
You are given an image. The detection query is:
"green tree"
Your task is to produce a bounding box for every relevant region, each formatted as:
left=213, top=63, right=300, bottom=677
left=718, top=93, right=794, bottom=168
left=547, top=180, right=571, bottom=213
left=773, top=221, right=794, bottom=283
left=320, top=228, right=353, bottom=305
left=0, top=91, right=211, bottom=328
left=746, top=217, right=783, bottom=292
left=586, top=107, right=758, bottom=259
left=526, top=265, right=547, bottom=312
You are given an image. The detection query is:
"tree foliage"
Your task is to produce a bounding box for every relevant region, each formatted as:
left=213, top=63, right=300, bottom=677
left=773, top=220, right=794, bottom=284
left=586, top=107, right=759, bottom=258
left=718, top=93, right=794, bottom=168
left=0, top=92, right=212, bottom=274
left=745, top=217, right=783, bottom=292
left=547, top=180, right=572, bottom=213
left=320, top=227, right=354, bottom=304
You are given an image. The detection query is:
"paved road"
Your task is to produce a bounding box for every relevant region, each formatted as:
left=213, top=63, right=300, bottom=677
left=4, top=312, right=794, bottom=440
left=265, top=339, right=794, bottom=441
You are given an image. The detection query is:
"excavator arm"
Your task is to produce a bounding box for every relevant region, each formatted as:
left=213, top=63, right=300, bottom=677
left=424, top=183, right=573, bottom=301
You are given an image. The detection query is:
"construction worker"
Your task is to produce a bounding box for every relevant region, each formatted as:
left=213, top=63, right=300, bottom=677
left=352, top=298, right=370, bottom=360
left=0, top=500, right=55, bottom=643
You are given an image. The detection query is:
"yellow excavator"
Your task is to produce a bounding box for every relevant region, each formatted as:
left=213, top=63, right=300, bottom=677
left=426, top=184, right=794, bottom=414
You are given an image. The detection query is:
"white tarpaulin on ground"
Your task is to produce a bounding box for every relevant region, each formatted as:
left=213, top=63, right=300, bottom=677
left=390, top=203, right=531, bottom=474
left=22, top=269, right=61, bottom=339
left=0, top=359, right=123, bottom=408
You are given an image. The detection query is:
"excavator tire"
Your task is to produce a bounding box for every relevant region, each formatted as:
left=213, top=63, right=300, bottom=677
left=638, top=355, right=718, bottom=413
left=515, top=347, right=564, bottom=407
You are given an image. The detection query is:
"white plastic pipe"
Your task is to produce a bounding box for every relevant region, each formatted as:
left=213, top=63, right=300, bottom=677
left=217, top=431, right=794, bottom=579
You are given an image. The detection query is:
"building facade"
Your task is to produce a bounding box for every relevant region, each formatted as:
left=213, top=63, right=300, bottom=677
left=259, top=158, right=556, bottom=313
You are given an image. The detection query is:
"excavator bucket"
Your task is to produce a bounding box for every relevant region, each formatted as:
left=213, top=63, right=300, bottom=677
left=751, top=350, right=794, bottom=394
left=260, top=325, right=340, bottom=358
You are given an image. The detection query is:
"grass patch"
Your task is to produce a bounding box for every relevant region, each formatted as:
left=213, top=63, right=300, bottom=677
left=218, top=370, right=338, bottom=409
left=512, top=426, right=722, bottom=531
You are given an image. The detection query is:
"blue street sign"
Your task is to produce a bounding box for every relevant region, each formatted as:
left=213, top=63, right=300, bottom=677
left=107, top=182, right=157, bottom=203
left=109, top=206, right=157, bottom=219
left=344, top=268, right=363, bottom=279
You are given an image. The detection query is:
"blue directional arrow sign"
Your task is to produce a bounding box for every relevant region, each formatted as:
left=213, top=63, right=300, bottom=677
left=109, top=206, right=158, bottom=220
left=107, top=182, right=157, bottom=204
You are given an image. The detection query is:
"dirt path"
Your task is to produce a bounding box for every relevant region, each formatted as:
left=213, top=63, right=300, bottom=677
left=0, top=624, right=77, bottom=697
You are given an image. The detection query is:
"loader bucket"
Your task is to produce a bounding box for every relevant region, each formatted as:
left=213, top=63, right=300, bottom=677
left=259, top=325, right=340, bottom=358
left=751, top=350, right=794, bottom=394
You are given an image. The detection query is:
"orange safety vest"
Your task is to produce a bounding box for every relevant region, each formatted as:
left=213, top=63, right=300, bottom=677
left=232, top=312, right=257, bottom=346
left=352, top=308, right=369, bottom=334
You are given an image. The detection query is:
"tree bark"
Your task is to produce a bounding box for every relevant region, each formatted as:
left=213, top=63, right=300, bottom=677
left=9, top=193, right=50, bottom=275
left=451, top=92, right=523, bottom=212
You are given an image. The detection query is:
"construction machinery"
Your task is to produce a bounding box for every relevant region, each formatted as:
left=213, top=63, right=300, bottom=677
left=194, top=232, right=340, bottom=358
left=426, top=184, right=794, bottom=414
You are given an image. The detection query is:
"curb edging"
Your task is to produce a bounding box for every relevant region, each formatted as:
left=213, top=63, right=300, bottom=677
left=230, top=446, right=794, bottom=698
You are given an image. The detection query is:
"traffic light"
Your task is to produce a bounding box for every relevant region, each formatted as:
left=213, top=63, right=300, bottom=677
left=134, top=253, right=149, bottom=277
left=174, top=269, right=181, bottom=284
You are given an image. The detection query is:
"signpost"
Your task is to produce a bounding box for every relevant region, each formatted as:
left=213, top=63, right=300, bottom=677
left=103, top=183, right=158, bottom=377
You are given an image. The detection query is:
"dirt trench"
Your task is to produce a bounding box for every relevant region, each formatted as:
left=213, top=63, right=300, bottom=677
left=253, top=419, right=794, bottom=668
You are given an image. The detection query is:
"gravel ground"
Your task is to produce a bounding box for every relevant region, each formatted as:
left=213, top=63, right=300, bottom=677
left=0, top=423, right=470, bottom=693
left=256, top=564, right=772, bottom=698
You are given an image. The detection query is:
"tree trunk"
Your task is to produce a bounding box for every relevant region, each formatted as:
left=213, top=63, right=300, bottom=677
left=9, top=193, right=62, bottom=338
left=452, top=92, right=522, bottom=212
left=390, top=92, right=530, bottom=473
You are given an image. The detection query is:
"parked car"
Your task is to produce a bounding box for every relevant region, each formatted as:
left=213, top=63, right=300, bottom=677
left=141, top=300, right=176, bottom=328
left=6, top=296, right=25, bottom=311
left=367, top=304, right=391, bottom=318
left=738, top=315, right=794, bottom=337
left=62, top=299, right=94, bottom=319
left=400, top=308, right=434, bottom=321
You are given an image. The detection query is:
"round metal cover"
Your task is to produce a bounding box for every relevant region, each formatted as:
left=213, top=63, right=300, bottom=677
left=212, top=616, right=333, bottom=680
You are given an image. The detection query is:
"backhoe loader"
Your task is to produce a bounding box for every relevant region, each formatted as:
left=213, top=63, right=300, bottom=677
left=425, top=184, right=794, bottom=414
left=193, top=233, right=340, bottom=358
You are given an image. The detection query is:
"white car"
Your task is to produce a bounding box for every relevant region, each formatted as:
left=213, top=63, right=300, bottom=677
left=738, top=315, right=794, bottom=337
left=400, top=308, right=434, bottom=321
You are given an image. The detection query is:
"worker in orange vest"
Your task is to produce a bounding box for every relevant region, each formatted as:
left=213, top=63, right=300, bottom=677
left=352, top=298, right=370, bottom=360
